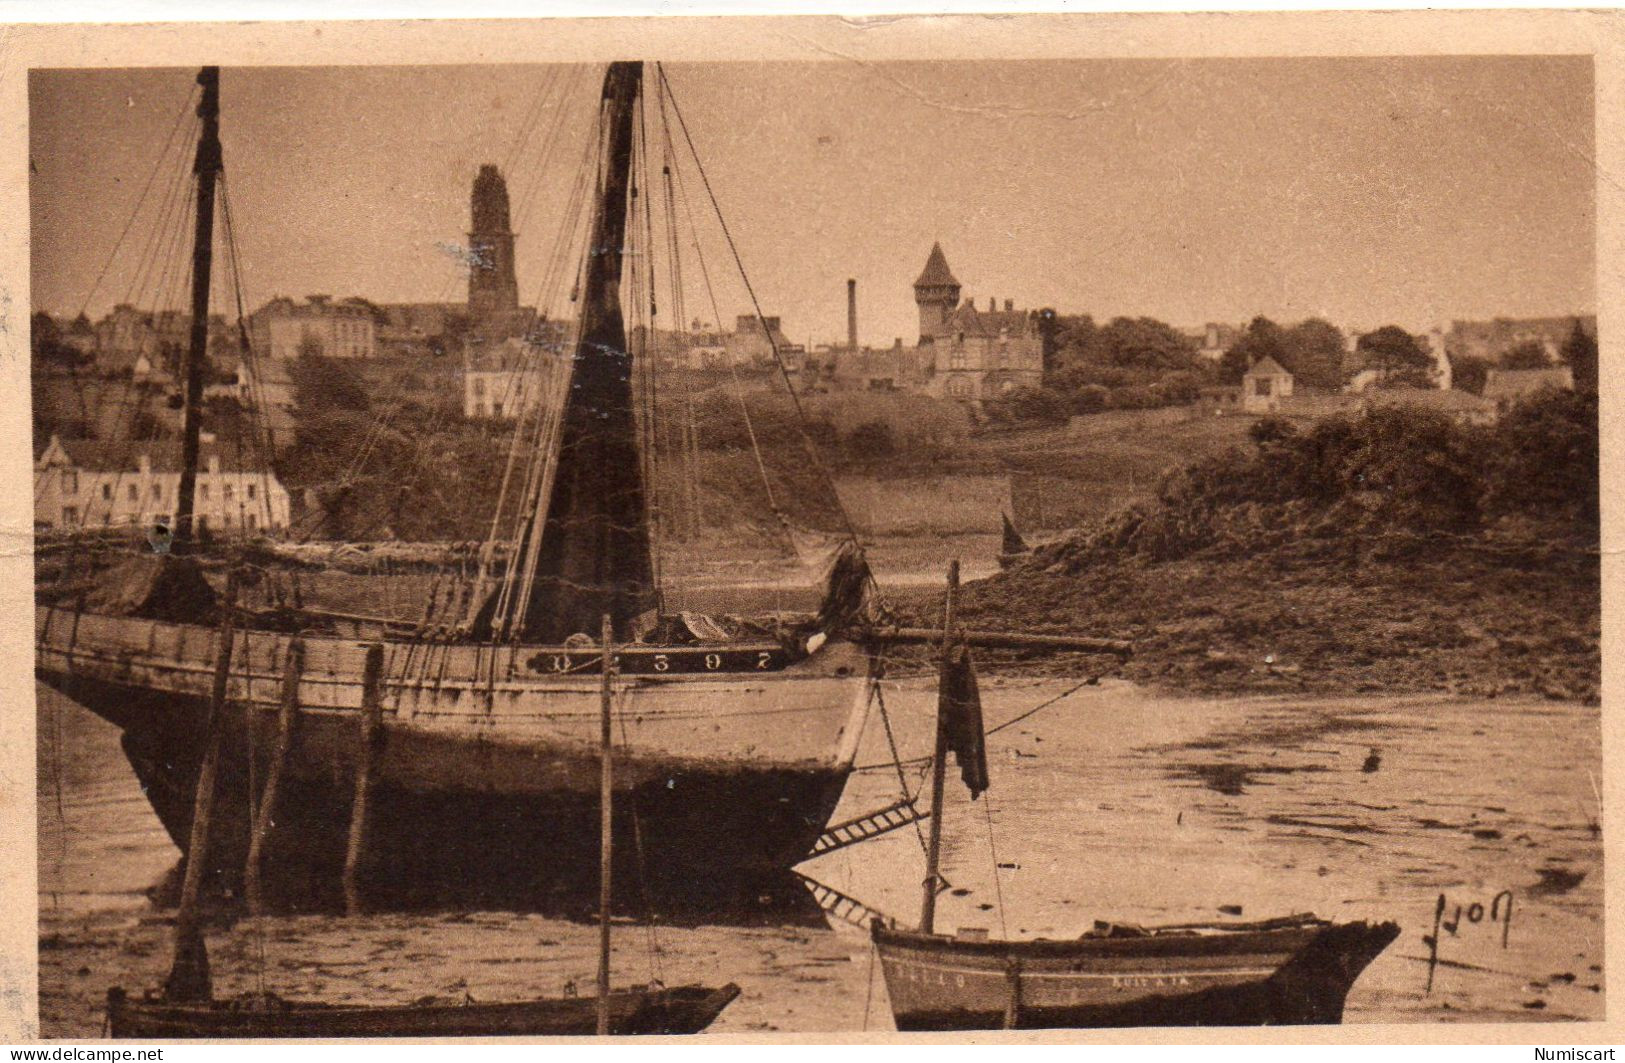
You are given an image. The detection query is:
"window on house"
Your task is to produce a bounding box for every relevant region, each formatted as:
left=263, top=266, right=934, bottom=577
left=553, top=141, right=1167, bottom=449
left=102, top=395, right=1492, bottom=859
left=246, top=512, right=257, bottom=531
left=61, top=470, right=78, bottom=494
left=949, top=351, right=968, bottom=370
left=201, top=484, right=210, bottom=500
left=492, top=402, right=503, bottom=418
left=247, top=483, right=256, bottom=500
left=224, top=484, right=235, bottom=502
left=127, top=483, right=138, bottom=501
left=102, top=484, right=112, bottom=501
left=151, top=483, right=162, bottom=500
left=1255, top=378, right=1272, bottom=397
left=61, top=506, right=78, bottom=526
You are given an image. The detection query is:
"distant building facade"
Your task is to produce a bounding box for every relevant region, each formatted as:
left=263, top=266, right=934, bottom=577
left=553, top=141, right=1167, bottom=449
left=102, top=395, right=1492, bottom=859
left=1482, top=366, right=1575, bottom=408
left=821, top=243, right=1044, bottom=402
left=636, top=315, right=800, bottom=372
left=251, top=295, right=377, bottom=360
left=34, top=433, right=290, bottom=534
left=1181, top=322, right=1241, bottom=363
left=1446, top=316, right=1597, bottom=364
left=91, top=305, right=232, bottom=376
left=463, top=323, right=573, bottom=421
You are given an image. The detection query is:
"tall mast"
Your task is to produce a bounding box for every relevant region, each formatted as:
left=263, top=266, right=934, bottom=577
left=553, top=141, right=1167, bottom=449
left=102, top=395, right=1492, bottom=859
left=174, top=66, right=222, bottom=547
left=919, top=559, right=959, bottom=935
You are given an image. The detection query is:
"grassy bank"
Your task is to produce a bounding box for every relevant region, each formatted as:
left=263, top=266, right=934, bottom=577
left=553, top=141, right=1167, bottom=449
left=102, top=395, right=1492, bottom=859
left=944, top=529, right=1599, bottom=702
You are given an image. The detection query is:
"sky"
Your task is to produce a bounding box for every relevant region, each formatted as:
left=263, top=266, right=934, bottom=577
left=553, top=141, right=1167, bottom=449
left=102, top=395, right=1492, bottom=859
left=29, top=57, right=1595, bottom=346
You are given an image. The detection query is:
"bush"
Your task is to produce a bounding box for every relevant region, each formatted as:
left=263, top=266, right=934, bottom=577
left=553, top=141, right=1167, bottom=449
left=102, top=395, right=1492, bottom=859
left=845, top=419, right=896, bottom=459
left=998, top=385, right=1071, bottom=425
left=1069, top=384, right=1110, bottom=415
left=291, top=353, right=369, bottom=414
left=1483, top=389, right=1597, bottom=527
left=1108, top=385, right=1158, bottom=410
left=1156, top=370, right=1203, bottom=405
left=1248, top=416, right=1297, bottom=447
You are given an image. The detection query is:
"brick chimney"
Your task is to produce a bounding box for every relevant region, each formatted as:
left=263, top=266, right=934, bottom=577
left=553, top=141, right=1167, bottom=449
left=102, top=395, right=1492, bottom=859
left=847, top=278, right=858, bottom=351
left=1004, top=299, right=1014, bottom=313
left=989, top=296, right=996, bottom=312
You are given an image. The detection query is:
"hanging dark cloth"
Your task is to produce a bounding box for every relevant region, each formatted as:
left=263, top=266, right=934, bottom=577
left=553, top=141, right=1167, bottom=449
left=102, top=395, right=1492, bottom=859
left=813, top=540, right=871, bottom=634
left=940, top=642, right=990, bottom=799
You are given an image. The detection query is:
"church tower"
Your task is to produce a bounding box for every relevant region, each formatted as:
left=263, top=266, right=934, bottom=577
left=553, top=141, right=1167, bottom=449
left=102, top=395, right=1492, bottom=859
left=913, top=242, right=961, bottom=344
left=468, top=164, right=520, bottom=329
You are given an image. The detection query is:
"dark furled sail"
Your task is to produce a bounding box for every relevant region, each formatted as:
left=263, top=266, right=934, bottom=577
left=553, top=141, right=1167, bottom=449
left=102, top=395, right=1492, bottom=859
left=511, top=61, right=655, bottom=642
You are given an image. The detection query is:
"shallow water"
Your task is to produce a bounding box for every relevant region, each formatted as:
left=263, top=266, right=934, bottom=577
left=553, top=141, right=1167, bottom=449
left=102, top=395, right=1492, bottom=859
left=37, top=677, right=1602, bottom=1036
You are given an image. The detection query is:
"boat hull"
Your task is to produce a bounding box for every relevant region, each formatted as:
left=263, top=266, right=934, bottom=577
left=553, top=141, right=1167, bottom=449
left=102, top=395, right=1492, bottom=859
left=105, top=983, right=740, bottom=1038
left=37, top=608, right=871, bottom=911
left=872, top=919, right=1400, bottom=1030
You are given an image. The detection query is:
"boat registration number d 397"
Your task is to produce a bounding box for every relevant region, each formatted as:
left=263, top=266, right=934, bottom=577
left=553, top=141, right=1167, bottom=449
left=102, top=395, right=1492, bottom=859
left=525, top=646, right=786, bottom=676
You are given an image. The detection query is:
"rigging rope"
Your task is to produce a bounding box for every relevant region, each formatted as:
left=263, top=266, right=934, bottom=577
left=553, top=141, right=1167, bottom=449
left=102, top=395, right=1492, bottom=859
left=655, top=63, right=872, bottom=559
left=653, top=101, right=789, bottom=570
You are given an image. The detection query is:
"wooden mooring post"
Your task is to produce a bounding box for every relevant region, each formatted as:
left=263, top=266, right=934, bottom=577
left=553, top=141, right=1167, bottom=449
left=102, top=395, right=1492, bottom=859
left=596, top=613, right=614, bottom=1037
left=163, top=571, right=238, bottom=1003
left=245, top=637, right=303, bottom=918
left=343, top=644, right=386, bottom=916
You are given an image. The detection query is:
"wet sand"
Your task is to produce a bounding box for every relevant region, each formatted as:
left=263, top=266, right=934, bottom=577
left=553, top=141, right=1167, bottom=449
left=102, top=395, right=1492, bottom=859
left=38, top=678, right=1602, bottom=1035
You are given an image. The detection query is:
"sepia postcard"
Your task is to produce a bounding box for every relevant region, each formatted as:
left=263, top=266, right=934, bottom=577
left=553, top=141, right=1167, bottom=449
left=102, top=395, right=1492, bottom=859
left=1, top=8, right=1620, bottom=1045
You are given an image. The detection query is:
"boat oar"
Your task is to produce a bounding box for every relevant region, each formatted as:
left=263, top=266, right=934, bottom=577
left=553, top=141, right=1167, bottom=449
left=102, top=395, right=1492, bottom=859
left=877, top=628, right=1132, bottom=657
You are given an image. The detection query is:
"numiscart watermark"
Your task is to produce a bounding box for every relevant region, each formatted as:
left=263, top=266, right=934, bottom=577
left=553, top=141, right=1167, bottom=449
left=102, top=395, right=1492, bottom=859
left=1534, top=1051, right=1617, bottom=1061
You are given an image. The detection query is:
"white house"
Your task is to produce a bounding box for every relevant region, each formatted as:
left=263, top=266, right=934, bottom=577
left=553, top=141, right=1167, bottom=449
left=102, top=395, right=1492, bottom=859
left=1242, top=355, right=1294, bottom=414
left=34, top=434, right=291, bottom=535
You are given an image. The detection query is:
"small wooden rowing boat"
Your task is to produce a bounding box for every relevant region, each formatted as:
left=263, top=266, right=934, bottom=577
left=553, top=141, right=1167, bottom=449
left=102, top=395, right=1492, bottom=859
left=873, top=916, right=1398, bottom=1031
left=106, top=984, right=742, bottom=1039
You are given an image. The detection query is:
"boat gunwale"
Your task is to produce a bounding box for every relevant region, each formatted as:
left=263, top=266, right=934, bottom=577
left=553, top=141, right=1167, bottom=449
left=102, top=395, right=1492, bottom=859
left=872, top=919, right=1336, bottom=960
left=105, top=982, right=742, bottom=1038
left=37, top=606, right=869, bottom=688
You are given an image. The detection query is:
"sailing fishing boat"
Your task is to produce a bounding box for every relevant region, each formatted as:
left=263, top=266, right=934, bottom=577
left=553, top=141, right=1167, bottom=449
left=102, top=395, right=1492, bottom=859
left=870, top=562, right=1401, bottom=1031
left=35, top=62, right=878, bottom=910
left=106, top=609, right=740, bottom=1037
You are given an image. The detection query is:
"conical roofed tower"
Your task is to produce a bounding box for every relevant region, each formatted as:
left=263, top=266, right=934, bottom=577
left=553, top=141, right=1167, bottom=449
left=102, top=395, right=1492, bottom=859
left=914, top=242, right=961, bottom=344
